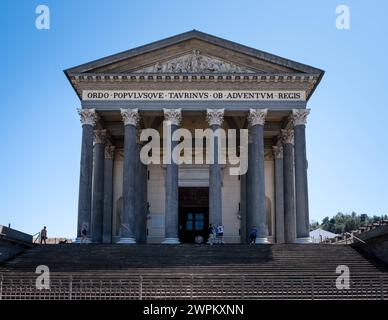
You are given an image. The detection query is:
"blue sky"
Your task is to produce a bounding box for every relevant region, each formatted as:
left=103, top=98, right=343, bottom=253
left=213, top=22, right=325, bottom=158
left=1, top=0, right=387, bottom=237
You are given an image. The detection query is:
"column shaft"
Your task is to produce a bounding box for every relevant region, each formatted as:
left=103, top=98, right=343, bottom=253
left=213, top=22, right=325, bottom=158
left=209, top=125, right=222, bottom=226
left=135, top=143, right=147, bottom=243
left=91, top=130, right=106, bottom=243
left=102, top=145, right=114, bottom=244
left=164, top=123, right=179, bottom=242
left=118, top=108, right=139, bottom=244
left=247, top=109, right=268, bottom=243
left=273, top=146, right=285, bottom=243
left=246, top=134, right=253, bottom=242
left=162, top=108, right=181, bottom=244
left=251, top=124, right=267, bottom=241
left=76, top=108, right=98, bottom=241
left=294, top=124, right=310, bottom=241
left=121, top=125, right=136, bottom=241
left=207, top=109, right=224, bottom=228
left=283, top=131, right=296, bottom=243
left=240, top=173, right=247, bottom=243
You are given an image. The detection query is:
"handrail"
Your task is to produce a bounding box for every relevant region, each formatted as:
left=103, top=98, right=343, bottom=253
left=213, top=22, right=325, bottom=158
left=32, top=232, right=40, bottom=244
left=344, top=232, right=366, bottom=244
left=1, top=272, right=386, bottom=300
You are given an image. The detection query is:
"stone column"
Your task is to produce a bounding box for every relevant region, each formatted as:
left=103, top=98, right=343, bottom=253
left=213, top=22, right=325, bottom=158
left=206, top=109, right=224, bottom=228
left=76, top=108, right=98, bottom=242
left=118, top=108, right=139, bottom=244
left=292, top=109, right=312, bottom=243
left=135, top=135, right=147, bottom=243
left=102, top=144, right=115, bottom=244
left=240, top=173, right=248, bottom=244
left=247, top=108, right=269, bottom=244
left=91, top=129, right=106, bottom=243
left=273, top=144, right=285, bottom=243
left=282, top=128, right=296, bottom=243
left=246, top=130, right=253, bottom=243
left=162, top=108, right=182, bottom=244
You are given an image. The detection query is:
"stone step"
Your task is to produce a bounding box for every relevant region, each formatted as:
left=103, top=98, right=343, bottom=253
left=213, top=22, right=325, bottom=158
left=1, top=244, right=387, bottom=299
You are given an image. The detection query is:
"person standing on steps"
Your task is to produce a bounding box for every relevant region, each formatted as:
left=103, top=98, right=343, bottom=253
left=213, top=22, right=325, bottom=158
left=216, top=224, right=224, bottom=244
left=40, top=226, right=48, bottom=245
left=80, top=224, right=88, bottom=244
left=207, top=224, right=214, bottom=245
left=249, top=226, right=258, bottom=244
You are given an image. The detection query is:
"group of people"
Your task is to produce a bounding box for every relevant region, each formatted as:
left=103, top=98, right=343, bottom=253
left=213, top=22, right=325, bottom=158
left=39, top=224, right=89, bottom=245
left=207, top=224, right=224, bottom=245
left=204, top=224, right=259, bottom=245
left=40, top=224, right=260, bottom=245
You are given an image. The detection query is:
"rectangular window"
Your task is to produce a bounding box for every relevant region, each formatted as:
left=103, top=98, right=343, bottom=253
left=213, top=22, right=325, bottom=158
left=194, top=213, right=204, bottom=230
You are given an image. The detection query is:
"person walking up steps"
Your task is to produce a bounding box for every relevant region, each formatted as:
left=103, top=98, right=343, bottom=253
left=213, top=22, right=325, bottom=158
left=249, top=226, right=258, bottom=244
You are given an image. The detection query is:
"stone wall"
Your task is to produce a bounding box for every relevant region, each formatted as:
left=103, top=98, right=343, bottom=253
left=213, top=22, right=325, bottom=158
left=0, top=226, right=32, bottom=263
left=352, top=225, right=388, bottom=265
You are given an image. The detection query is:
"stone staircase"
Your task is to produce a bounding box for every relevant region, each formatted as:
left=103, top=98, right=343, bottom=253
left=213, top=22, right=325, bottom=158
left=1, top=244, right=388, bottom=299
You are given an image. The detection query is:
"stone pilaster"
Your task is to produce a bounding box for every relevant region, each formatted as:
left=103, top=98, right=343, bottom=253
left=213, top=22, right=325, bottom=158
left=206, top=109, right=224, bottom=228
left=282, top=128, right=296, bottom=243
left=162, top=108, right=182, bottom=244
left=118, top=108, right=139, bottom=244
left=292, top=109, right=312, bottom=243
left=273, top=144, right=285, bottom=243
left=102, top=144, right=115, bottom=244
left=76, top=108, right=99, bottom=242
left=247, top=108, right=269, bottom=244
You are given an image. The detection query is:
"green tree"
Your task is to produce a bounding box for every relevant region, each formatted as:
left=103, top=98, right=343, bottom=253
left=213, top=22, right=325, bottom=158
left=317, top=212, right=388, bottom=234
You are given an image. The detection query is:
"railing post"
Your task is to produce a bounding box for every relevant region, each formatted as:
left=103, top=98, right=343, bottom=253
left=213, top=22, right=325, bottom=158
left=0, top=273, right=3, bottom=300
left=190, top=274, right=193, bottom=299
left=381, top=276, right=384, bottom=300
left=139, top=275, right=143, bottom=300
left=311, top=275, right=314, bottom=300
left=241, top=275, right=245, bottom=299
left=69, top=275, right=73, bottom=300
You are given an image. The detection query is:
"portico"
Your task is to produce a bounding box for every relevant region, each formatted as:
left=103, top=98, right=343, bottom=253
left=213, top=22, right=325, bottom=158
left=66, top=30, right=324, bottom=244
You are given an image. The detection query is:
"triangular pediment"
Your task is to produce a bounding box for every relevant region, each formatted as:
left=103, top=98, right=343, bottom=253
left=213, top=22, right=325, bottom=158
left=133, top=50, right=255, bottom=73
left=65, top=30, right=324, bottom=75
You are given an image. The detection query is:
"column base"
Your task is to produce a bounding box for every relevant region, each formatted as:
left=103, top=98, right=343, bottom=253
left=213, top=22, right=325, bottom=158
left=117, top=237, right=136, bottom=244
left=162, top=238, right=180, bottom=244
left=295, top=237, right=312, bottom=244
left=74, top=237, right=91, bottom=244
left=255, top=237, right=270, bottom=244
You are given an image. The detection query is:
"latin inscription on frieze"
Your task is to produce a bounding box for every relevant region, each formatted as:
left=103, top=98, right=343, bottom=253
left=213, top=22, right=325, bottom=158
left=83, top=90, right=305, bottom=101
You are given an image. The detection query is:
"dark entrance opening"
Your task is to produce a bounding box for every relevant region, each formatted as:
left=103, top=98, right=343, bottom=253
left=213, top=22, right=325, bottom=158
left=178, top=187, right=209, bottom=243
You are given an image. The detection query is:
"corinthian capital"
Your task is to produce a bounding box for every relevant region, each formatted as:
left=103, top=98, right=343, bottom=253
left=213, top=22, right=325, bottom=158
left=105, top=145, right=116, bottom=159
left=163, top=108, right=182, bottom=126
left=281, top=129, right=294, bottom=145
left=77, top=108, right=99, bottom=126
left=292, top=108, right=310, bottom=126
left=272, top=145, right=283, bottom=159
left=248, top=108, right=268, bottom=126
left=206, top=109, right=224, bottom=126
left=120, top=108, right=139, bottom=126
left=94, top=129, right=107, bottom=144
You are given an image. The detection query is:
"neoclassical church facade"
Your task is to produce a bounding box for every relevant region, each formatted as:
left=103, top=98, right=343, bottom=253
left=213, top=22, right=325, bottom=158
left=65, top=30, right=324, bottom=244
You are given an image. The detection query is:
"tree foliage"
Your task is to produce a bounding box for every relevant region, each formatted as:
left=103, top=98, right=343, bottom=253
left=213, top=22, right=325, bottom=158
left=310, top=212, right=388, bottom=234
